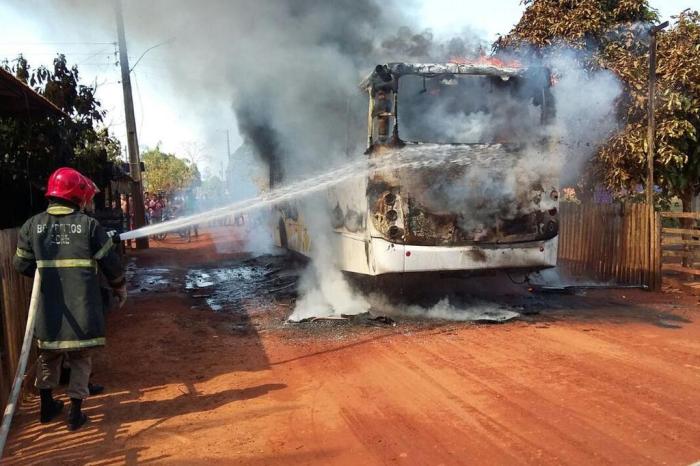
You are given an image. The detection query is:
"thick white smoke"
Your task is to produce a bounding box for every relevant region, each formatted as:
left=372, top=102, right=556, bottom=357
left=288, top=196, right=371, bottom=321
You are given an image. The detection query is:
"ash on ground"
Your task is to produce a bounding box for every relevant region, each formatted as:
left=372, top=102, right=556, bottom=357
left=184, top=254, right=301, bottom=318
left=128, top=252, right=692, bottom=337
left=181, top=254, right=525, bottom=326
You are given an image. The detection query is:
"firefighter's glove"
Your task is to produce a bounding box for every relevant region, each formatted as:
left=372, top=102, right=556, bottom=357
left=113, top=285, right=128, bottom=308
left=107, top=230, right=122, bottom=247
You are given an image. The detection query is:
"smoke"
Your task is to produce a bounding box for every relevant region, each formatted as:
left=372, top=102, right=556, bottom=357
left=396, top=50, right=622, bottom=236
left=288, top=196, right=370, bottom=321
left=380, top=26, right=488, bottom=62
left=546, top=51, right=624, bottom=183
left=367, top=294, right=520, bottom=322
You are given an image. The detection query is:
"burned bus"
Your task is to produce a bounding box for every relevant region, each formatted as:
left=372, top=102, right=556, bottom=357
left=275, top=61, right=560, bottom=275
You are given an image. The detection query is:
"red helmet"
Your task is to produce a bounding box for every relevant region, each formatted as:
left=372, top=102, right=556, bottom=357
left=45, top=167, right=97, bottom=207
left=81, top=175, right=99, bottom=206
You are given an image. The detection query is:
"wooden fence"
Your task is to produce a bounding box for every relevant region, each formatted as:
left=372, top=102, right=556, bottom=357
left=558, top=202, right=661, bottom=289
left=0, top=229, right=33, bottom=411
left=659, top=211, right=700, bottom=288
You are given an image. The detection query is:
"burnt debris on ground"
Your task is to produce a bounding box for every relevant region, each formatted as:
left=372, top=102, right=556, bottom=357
left=184, top=254, right=302, bottom=318
left=126, top=252, right=696, bottom=333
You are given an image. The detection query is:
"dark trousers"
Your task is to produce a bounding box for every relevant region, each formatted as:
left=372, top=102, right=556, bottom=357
left=35, top=349, right=92, bottom=399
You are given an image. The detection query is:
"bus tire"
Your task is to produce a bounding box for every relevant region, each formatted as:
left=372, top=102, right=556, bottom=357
left=278, top=218, right=288, bottom=249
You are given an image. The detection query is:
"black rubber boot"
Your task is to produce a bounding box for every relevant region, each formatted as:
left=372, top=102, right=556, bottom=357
left=39, top=389, right=64, bottom=423
left=88, top=382, right=104, bottom=396
left=67, top=398, right=88, bottom=431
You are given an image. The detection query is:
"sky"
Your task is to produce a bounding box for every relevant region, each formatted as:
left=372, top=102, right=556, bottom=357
left=0, top=0, right=692, bottom=177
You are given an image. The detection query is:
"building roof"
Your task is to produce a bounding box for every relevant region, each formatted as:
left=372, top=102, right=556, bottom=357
left=0, top=67, right=66, bottom=118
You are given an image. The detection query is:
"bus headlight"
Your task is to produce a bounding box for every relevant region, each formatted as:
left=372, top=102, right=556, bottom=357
left=388, top=225, right=403, bottom=238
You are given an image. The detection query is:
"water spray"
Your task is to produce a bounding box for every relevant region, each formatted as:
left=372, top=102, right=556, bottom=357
left=119, top=145, right=505, bottom=242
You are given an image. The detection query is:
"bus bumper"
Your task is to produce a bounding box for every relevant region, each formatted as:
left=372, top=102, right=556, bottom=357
left=370, top=236, right=558, bottom=275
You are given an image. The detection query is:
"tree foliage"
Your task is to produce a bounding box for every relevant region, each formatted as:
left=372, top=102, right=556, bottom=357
left=599, top=10, right=700, bottom=208
left=0, top=54, right=121, bottom=226
left=141, top=146, right=198, bottom=196
left=199, top=175, right=227, bottom=202
left=498, top=1, right=700, bottom=210
left=497, top=0, right=657, bottom=50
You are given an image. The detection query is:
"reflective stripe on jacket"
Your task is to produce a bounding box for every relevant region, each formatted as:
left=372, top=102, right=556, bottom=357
left=13, top=201, right=124, bottom=350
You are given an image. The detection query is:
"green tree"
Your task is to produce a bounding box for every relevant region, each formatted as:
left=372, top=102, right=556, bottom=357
left=142, top=146, right=198, bottom=196
left=199, top=175, right=226, bottom=201
left=498, top=2, right=700, bottom=211
left=0, top=53, right=121, bottom=226
left=599, top=10, right=700, bottom=211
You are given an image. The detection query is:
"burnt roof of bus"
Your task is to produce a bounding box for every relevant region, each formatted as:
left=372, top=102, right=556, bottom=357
left=360, top=62, right=525, bottom=91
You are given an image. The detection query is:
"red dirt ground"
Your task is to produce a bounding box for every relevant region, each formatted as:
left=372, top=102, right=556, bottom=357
left=3, top=227, right=700, bottom=465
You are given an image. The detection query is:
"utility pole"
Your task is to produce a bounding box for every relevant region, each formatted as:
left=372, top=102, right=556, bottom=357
left=115, top=0, right=149, bottom=249
left=646, top=21, right=668, bottom=289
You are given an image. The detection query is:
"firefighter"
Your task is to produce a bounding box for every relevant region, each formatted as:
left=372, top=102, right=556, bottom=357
left=13, top=167, right=126, bottom=431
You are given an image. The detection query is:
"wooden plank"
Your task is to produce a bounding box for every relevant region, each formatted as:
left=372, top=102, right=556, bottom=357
left=592, top=204, right=601, bottom=279
left=662, top=227, right=700, bottom=236
left=644, top=204, right=650, bottom=286
left=648, top=205, right=656, bottom=288
left=572, top=203, right=582, bottom=276
left=662, top=263, right=700, bottom=276
left=654, top=212, right=663, bottom=290
left=640, top=205, right=647, bottom=287
left=631, top=204, right=639, bottom=284
left=601, top=207, right=609, bottom=281
left=662, top=250, right=700, bottom=259
left=638, top=204, right=646, bottom=286
left=643, top=205, right=650, bottom=287
left=628, top=204, right=635, bottom=284
left=602, top=204, right=612, bottom=280
left=558, top=203, right=566, bottom=264
left=623, top=205, right=630, bottom=283
left=610, top=204, right=619, bottom=281
left=585, top=203, right=596, bottom=279
left=609, top=209, right=616, bottom=280
left=577, top=204, right=585, bottom=276
left=660, top=211, right=700, bottom=220
left=662, top=237, right=700, bottom=246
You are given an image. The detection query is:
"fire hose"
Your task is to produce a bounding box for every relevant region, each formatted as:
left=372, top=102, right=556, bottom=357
left=0, top=270, right=42, bottom=458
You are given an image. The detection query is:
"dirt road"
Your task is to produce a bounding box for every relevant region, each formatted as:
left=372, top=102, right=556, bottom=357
left=4, top=227, right=700, bottom=465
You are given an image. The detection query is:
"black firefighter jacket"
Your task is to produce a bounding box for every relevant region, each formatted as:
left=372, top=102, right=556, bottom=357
left=13, top=201, right=125, bottom=350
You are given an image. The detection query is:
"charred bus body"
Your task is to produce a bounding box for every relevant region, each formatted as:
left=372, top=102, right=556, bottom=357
left=276, top=61, right=560, bottom=275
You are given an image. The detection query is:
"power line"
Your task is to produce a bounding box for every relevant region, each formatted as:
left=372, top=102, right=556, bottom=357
left=76, top=48, right=113, bottom=65
left=0, top=50, right=113, bottom=55
left=129, top=38, right=173, bottom=72
left=0, top=41, right=116, bottom=45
